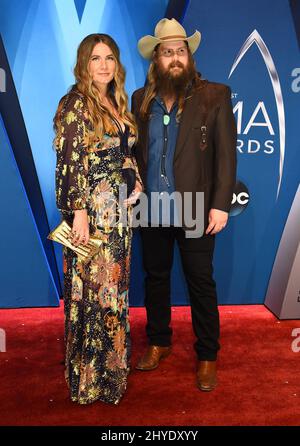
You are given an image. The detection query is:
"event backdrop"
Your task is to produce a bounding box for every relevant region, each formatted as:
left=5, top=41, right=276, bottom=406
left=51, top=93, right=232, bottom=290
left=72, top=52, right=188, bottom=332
left=0, top=0, right=299, bottom=308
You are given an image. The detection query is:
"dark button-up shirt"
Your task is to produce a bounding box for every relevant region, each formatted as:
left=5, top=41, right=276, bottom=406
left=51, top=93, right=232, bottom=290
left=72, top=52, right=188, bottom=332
left=146, top=96, right=180, bottom=225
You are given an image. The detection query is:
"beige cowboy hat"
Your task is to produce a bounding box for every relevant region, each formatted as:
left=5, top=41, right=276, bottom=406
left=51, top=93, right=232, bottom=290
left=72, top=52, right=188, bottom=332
left=138, top=18, right=201, bottom=59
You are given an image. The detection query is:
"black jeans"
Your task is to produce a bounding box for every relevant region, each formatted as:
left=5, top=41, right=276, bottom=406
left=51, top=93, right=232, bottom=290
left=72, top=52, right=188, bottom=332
left=140, top=226, right=220, bottom=361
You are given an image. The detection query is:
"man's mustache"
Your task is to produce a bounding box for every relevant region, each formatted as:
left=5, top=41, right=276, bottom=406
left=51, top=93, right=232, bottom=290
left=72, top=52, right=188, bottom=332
left=168, top=61, right=185, bottom=69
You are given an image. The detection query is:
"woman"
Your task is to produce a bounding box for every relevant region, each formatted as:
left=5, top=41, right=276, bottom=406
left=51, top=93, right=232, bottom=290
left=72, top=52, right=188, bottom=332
left=53, top=34, right=142, bottom=405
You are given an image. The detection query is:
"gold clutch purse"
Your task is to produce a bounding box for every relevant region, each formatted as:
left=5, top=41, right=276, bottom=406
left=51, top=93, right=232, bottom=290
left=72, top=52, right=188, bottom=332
left=47, top=220, right=102, bottom=264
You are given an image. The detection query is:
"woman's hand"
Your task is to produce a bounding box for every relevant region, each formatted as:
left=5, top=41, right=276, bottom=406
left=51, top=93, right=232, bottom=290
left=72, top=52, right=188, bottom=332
left=123, top=181, right=143, bottom=207
left=70, top=209, right=90, bottom=246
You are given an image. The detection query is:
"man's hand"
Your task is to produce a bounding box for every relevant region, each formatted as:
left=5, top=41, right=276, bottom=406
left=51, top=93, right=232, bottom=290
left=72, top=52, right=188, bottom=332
left=123, top=181, right=143, bottom=207
left=205, top=208, right=228, bottom=235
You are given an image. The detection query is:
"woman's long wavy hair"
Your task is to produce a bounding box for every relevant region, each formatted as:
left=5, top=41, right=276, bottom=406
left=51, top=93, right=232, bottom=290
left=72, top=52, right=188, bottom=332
left=54, top=33, right=137, bottom=141
left=139, top=43, right=202, bottom=121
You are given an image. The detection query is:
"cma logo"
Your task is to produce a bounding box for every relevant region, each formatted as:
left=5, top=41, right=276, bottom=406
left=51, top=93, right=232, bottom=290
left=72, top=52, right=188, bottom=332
left=229, top=29, right=285, bottom=198
left=291, top=68, right=300, bottom=93
left=0, top=67, right=6, bottom=93
left=291, top=328, right=300, bottom=353
left=233, top=100, right=275, bottom=155
left=230, top=181, right=249, bottom=217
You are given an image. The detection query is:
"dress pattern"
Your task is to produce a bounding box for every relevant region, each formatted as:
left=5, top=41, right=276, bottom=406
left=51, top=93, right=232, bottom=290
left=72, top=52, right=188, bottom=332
left=55, top=89, right=141, bottom=405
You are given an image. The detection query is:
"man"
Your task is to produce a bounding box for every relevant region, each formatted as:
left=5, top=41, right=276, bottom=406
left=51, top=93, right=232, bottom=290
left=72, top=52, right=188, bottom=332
left=131, top=18, right=237, bottom=391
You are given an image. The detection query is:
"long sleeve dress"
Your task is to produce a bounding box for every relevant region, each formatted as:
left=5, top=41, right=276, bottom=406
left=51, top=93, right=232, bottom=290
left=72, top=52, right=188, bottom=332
left=54, top=88, right=141, bottom=405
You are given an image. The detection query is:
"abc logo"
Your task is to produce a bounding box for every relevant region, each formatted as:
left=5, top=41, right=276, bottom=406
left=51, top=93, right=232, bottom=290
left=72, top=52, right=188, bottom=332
left=230, top=181, right=249, bottom=216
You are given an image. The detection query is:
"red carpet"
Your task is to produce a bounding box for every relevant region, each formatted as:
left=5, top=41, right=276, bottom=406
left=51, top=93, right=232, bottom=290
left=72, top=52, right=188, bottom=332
left=0, top=304, right=299, bottom=426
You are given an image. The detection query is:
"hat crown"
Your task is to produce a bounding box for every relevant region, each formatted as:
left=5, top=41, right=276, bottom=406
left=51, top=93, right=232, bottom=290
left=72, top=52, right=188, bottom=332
left=138, top=17, right=201, bottom=59
left=154, top=18, right=187, bottom=39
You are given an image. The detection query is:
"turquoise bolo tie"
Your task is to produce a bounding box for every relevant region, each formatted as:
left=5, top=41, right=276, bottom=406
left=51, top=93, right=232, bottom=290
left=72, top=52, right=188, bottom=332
left=163, top=114, right=170, bottom=126
left=161, top=114, right=170, bottom=188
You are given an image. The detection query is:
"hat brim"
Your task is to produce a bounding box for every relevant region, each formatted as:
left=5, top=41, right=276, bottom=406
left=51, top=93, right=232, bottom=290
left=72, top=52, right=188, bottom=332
left=138, top=30, right=201, bottom=59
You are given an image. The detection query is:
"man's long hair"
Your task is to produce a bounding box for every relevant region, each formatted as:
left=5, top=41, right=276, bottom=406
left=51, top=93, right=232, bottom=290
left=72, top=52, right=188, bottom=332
left=53, top=33, right=137, bottom=141
left=139, top=43, right=202, bottom=121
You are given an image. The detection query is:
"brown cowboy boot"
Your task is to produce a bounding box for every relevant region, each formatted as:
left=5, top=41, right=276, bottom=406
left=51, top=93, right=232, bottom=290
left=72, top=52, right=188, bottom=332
left=135, top=345, right=172, bottom=371
left=196, top=360, right=217, bottom=391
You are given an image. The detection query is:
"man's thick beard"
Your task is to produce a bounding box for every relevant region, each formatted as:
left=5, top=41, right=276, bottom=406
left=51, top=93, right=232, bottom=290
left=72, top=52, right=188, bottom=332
left=155, top=60, right=196, bottom=98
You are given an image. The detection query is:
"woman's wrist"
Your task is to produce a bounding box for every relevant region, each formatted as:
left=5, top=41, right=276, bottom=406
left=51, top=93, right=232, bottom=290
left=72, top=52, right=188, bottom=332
left=74, top=209, right=87, bottom=215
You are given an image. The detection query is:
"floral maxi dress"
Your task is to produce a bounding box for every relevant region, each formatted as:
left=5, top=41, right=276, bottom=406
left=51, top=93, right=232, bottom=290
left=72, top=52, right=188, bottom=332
left=55, top=90, right=141, bottom=405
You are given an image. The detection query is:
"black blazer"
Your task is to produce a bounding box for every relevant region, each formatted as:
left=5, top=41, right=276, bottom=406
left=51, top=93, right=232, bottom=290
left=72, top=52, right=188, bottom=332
left=131, top=79, right=237, bottom=228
